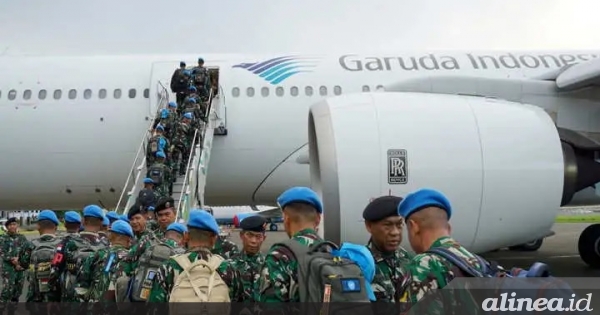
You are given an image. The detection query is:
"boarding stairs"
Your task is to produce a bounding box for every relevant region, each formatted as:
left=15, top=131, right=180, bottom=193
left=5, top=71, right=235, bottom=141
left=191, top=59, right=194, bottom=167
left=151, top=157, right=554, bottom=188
left=115, top=78, right=226, bottom=220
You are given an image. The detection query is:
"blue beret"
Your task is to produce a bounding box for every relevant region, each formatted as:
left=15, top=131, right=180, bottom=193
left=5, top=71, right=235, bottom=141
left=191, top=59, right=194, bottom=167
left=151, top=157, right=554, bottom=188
left=187, top=209, right=219, bottom=234
left=120, top=214, right=130, bottom=223
left=83, top=205, right=104, bottom=219
left=37, top=210, right=59, bottom=226
left=167, top=222, right=188, bottom=234
left=155, top=124, right=164, bottom=131
left=277, top=186, right=323, bottom=214
left=397, top=188, right=452, bottom=220
left=168, top=101, right=177, bottom=108
left=102, top=215, right=110, bottom=226
left=64, top=211, right=81, bottom=224
left=110, top=220, right=133, bottom=238
left=143, top=178, right=154, bottom=184
left=106, top=211, right=120, bottom=222
left=147, top=206, right=155, bottom=211
left=155, top=151, right=166, bottom=159
left=183, top=113, right=193, bottom=119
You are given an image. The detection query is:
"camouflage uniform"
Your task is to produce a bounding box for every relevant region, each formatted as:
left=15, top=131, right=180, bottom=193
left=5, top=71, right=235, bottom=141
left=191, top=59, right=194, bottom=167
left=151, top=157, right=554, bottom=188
left=124, top=230, right=157, bottom=276
left=367, top=240, right=413, bottom=302
left=21, top=234, right=63, bottom=302
left=170, top=121, right=194, bottom=176
left=147, top=162, right=172, bottom=198
left=256, top=228, right=321, bottom=302
left=0, top=232, right=29, bottom=303
left=147, top=247, right=246, bottom=302
left=230, top=251, right=265, bottom=302
left=146, top=220, right=160, bottom=234
left=212, top=236, right=240, bottom=260
left=98, top=231, right=110, bottom=246
left=76, top=244, right=129, bottom=303
left=397, top=236, right=482, bottom=314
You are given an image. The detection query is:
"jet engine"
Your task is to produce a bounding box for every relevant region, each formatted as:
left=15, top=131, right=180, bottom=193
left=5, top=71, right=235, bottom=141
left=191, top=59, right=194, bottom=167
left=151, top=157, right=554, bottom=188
left=233, top=212, right=256, bottom=228
left=308, top=92, right=600, bottom=258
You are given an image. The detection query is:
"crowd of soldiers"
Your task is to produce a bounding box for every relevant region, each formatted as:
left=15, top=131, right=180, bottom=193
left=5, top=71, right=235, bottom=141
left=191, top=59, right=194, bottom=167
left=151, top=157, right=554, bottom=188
left=143, top=58, right=213, bottom=199
left=0, top=184, right=512, bottom=314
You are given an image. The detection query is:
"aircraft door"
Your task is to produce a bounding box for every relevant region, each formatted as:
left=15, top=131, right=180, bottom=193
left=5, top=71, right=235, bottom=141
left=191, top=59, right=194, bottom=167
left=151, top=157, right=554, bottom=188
left=149, top=62, right=178, bottom=116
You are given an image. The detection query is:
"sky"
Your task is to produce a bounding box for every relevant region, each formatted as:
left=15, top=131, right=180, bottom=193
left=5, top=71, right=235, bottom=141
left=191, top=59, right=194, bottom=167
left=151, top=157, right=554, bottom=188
left=0, top=0, right=598, bottom=56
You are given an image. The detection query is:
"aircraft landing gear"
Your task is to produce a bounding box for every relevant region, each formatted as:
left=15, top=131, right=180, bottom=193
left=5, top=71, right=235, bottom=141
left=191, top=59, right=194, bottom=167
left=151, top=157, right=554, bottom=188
left=269, top=223, right=278, bottom=232
left=578, top=223, right=600, bottom=269
left=508, top=238, right=544, bottom=252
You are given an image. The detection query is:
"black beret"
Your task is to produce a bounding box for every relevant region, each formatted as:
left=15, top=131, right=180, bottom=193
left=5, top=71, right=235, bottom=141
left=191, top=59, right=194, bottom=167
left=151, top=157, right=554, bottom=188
left=5, top=217, right=17, bottom=227
left=240, top=216, right=267, bottom=232
left=362, top=195, right=403, bottom=222
left=155, top=197, right=175, bottom=213
left=127, top=204, right=143, bottom=220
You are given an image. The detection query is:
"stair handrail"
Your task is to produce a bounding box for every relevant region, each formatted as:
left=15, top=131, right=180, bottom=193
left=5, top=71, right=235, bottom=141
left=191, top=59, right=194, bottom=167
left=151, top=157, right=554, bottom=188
left=177, top=88, right=215, bottom=220
left=115, top=85, right=169, bottom=213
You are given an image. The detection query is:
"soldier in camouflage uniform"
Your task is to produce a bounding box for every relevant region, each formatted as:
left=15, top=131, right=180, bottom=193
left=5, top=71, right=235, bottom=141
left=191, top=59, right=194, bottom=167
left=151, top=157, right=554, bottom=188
left=63, top=211, right=82, bottom=234
left=256, top=187, right=323, bottom=302
left=230, top=215, right=267, bottom=302
left=124, top=206, right=156, bottom=276
left=145, top=206, right=160, bottom=232
left=148, top=209, right=246, bottom=302
left=76, top=220, right=132, bottom=304
left=51, top=205, right=108, bottom=302
left=146, top=151, right=172, bottom=198
left=362, top=195, right=413, bottom=302
left=21, top=210, right=63, bottom=304
left=212, top=233, right=240, bottom=260
left=0, top=218, right=29, bottom=307
left=170, top=113, right=194, bottom=177
left=396, top=188, right=488, bottom=313
left=153, top=101, right=178, bottom=139
left=152, top=197, right=177, bottom=240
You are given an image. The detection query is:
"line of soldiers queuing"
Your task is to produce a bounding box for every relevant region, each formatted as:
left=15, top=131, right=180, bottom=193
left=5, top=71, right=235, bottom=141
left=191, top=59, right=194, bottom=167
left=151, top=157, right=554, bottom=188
left=143, top=58, right=213, bottom=199
left=1, top=185, right=508, bottom=315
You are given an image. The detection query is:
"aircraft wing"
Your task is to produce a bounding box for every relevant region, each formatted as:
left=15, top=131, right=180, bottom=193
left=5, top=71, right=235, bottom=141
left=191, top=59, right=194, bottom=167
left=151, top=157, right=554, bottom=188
left=555, top=57, right=600, bottom=91
left=252, top=207, right=282, bottom=218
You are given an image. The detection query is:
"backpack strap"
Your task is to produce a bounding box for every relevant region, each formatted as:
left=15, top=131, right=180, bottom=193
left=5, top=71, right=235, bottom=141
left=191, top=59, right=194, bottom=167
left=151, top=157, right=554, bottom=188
left=426, top=247, right=486, bottom=278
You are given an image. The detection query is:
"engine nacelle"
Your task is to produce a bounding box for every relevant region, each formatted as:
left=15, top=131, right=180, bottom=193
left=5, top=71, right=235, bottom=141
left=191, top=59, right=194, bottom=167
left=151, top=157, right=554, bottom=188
left=308, top=92, right=564, bottom=253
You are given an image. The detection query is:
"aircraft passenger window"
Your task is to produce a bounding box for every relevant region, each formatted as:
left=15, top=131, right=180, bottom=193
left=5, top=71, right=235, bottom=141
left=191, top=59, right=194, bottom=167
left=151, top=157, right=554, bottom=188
left=83, top=89, right=93, bottom=100
left=38, top=90, right=47, bottom=100
left=362, top=85, right=370, bottom=92
left=319, top=86, right=328, bottom=96
left=53, top=90, right=62, bottom=100
left=68, top=89, right=77, bottom=100
left=305, top=86, right=313, bottom=96
left=376, top=85, right=384, bottom=91
left=128, top=88, right=136, bottom=99
left=0, top=90, right=2, bottom=99
left=232, top=87, right=240, bottom=98
left=23, top=90, right=32, bottom=100
left=246, top=87, right=255, bottom=97
left=8, top=89, right=17, bottom=101
left=275, top=87, right=284, bottom=97
left=261, top=87, right=269, bottom=97
left=143, top=88, right=149, bottom=98
left=114, top=89, right=122, bottom=99
left=333, top=86, right=342, bottom=95
left=99, top=89, right=107, bottom=99
left=290, top=86, right=299, bottom=97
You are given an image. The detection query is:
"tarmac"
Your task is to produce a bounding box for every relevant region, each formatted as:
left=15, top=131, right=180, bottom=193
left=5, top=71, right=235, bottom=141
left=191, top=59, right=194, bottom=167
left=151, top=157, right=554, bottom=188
left=8, top=222, right=600, bottom=301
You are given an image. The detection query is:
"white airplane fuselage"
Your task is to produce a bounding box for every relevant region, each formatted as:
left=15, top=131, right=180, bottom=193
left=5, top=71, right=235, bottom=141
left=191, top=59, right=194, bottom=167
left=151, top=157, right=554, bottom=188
left=1, top=50, right=599, bottom=212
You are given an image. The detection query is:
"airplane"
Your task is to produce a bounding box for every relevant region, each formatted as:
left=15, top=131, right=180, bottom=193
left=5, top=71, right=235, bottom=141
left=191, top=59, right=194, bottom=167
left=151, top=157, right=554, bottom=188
left=207, top=205, right=283, bottom=230
left=3, top=51, right=600, bottom=269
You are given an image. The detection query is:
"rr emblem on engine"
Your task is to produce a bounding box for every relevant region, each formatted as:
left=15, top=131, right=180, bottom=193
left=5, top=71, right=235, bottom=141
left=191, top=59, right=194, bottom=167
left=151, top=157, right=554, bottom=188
left=387, top=149, right=407, bottom=184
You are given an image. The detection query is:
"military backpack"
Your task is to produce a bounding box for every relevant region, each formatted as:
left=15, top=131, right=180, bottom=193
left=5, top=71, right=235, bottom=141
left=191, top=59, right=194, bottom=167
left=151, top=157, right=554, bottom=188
left=147, top=164, right=165, bottom=185
left=30, top=236, right=63, bottom=294
left=147, top=135, right=161, bottom=156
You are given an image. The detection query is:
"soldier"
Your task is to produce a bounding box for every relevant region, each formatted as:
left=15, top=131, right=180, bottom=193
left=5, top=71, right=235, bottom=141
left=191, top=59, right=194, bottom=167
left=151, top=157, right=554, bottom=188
left=363, top=195, right=413, bottom=302
left=0, top=218, right=29, bottom=309
left=256, top=186, right=323, bottom=302
left=21, top=210, right=63, bottom=303
left=147, top=209, right=246, bottom=302
left=63, top=211, right=82, bottom=234
left=76, top=220, right=132, bottom=303
left=137, top=178, right=158, bottom=211
left=170, top=113, right=194, bottom=177
left=153, top=197, right=177, bottom=239
left=192, top=57, right=211, bottom=100
left=230, top=215, right=267, bottom=302
left=145, top=206, right=159, bottom=232
left=146, top=125, right=169, bottom=168
left=170, top=61, right=189, bottom=105
left=146, top=151, right=171, bottom=198
left=124, top=206, right=155, bottom=276
left=99, top=216, right=110, bottom=245
left=396, top=188, right=489, bottom=312
left=105, top=211, right=120, bottom=227
left=52, top=205, right=108, bottom=302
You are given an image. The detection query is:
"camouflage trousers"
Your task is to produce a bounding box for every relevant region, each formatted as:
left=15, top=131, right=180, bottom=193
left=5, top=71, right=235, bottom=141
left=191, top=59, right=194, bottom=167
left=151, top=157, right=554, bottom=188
left=155, top=183, right=170, bottom=198
left=0, top=269, right=25, bottom=303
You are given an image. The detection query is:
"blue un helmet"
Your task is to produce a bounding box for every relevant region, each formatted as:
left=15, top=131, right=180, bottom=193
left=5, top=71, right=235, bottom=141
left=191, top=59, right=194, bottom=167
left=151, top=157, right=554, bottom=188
left=168, top=101, right=177, bottom=108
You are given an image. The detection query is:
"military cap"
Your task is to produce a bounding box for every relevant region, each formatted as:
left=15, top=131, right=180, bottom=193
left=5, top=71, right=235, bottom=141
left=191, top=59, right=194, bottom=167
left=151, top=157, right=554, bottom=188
left=102, top=215, right=110, bottom=226
left=362, top=195, right=403, bottom=222
left=198, top=57, right=204, bottom=63
left=64, top=211, right=82, bottom=224
left=110, top=220, right=134, bottom=238
left=127, top=204, right=143, bottom=220
left=143, top=178, right=154, bottom=184
left=240, top=215, right=266, bottom=232
left=83, top=205, right=104, bottom=219
left=188, top=209, right=219, bottom=234
left=37, top=210, right=59, bottom=226
left=156, top=151, right=166, bottom=159
left=5, top=217, right=17, bottom=227
left=120, top=214, right=130, bottom=223
left=183, top=112, right=194, bottom=120
left=180, top=61, right=186, bottom=67
left=106, top=211, right=120, bottom=222
left=397, top=188, right=452, bottom=220
left=277, top=186, right=323, bottom=214
left=167, top=222, right=187, bottom=234
left=155, top=197, right=175, bottom=213
left=155, top=124, right=164, bottom=132
left=147, top=206, right=155, bottom=212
